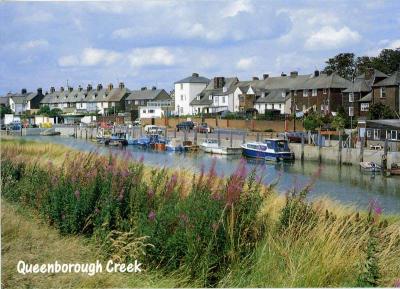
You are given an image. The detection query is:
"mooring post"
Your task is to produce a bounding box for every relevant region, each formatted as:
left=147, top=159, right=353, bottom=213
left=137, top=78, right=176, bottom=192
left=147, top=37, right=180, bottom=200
left=184, top=128, right=187, bottom=142
left=242, top=131, right=246, bottom=144
left=230, top=130, right=233, bottom=148
left=217, top=129, right=221, bottom=146
left=85, top=129, right=87, bottom=140
left=256, top=132, right=260, bottom=142
left=194, top=129, right=197, bottom=145
left=301, top=132, right=305, bottom=162
left=318, top=130, right=322, bottom=163
left=359, top=137, right=364, bottom=162
left=338, top=130, right=342, bottom=166
left=382, top=137, right=388, bottom=172
left=140, top=126, right=143, bottom=137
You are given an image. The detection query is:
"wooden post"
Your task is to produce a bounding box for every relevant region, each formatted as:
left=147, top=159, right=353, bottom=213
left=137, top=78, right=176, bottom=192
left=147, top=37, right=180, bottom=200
left=242, top=131, right=246, bottom=144
left=301, top=132, right=305, bottom=162
left=382, top=137, right=388, bottom=172
left=194, top=129, right=197, bottom=145
left=230, top=130, right=233, bottom=147
left=359, top=137, right=364, bottom=162
left=174, top=128, right=176, bottom=138
left=256, top=132, right=260, bottom=142
left=184, top=128, right=187, bottom=142
left=217, top=129, right=221, bottom=146
left=85, top=129, right=88, bottom=140
left=318, top=130, right=322, bottom=163
left=338, top=130, right=342, bottom=166
left=140, top=126, right=143, bottom=136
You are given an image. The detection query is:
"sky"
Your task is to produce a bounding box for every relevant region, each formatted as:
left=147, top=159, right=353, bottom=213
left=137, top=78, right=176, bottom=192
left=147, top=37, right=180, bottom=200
left=0, top=0, right=399, bottom=95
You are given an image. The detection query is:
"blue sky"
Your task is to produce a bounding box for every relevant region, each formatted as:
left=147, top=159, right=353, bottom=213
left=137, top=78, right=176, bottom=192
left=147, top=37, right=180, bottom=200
left=0, top=0, right=399, bottom=95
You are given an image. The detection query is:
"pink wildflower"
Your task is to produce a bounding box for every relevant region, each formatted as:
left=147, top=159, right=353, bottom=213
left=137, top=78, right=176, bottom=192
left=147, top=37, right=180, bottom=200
left=74, top=190, right=80, bottom=200
left=148, top=210, right=156, bottom=221
left=147, top=188, right=155, bottom=199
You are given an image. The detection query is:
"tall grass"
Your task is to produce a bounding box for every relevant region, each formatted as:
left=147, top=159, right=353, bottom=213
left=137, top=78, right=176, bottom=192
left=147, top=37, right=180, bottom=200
left=1, top=139, right=400, bottom=287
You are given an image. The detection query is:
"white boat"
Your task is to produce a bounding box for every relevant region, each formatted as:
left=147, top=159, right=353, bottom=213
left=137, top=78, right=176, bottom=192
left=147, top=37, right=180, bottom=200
left=166, top=138, right=184, bottom=152
left=360, top=162, right=381, bottom=172
left=200, top=139, right=242, bottom=155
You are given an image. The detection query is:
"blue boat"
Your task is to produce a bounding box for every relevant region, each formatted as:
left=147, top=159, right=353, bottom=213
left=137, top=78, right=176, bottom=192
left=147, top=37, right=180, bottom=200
left=104, top=132, right=129, bottom=146
left=136, top=134, right=166, bottom=148
left=241, top=138, right=295, bottom=161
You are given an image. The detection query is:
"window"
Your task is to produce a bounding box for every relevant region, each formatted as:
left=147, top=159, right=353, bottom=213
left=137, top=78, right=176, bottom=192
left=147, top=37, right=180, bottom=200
left=294, top=91, right=297, bottom=96
left=389, top=130, right=398, bottom=141
left=282, top=92, right=286, bottom=98
left=312, top=89, right=317, bottom=96
left=303, top=90, right=308, bottom=97
left=214, top=96, right=218, bottom=104
left=348, top=106, right=354, bottom=116
left=349, top=92, right=354, bottom=103
left=321, top=105, right=324, bottom=111
left=323, top=88, right=327, bottom=94
left=196, top=95, right=200, bottom=100
left=222, top=96, right=226, bottom=103
left=149, top=109, right=155, bottom=113
left=209, top=95, right=212, bottom=100
left=142, top=109, right=146, bottom=113
left=180, top=83, right=183, bottom=90
left=380, top=87, right=386, bottom=98
left=367, top=129, right=372, bottom=138
left=181, top=95, right=184, bottom=101
left=361, top=103, right=369, bottom=111
left=135, top=100, right=139, bottom=105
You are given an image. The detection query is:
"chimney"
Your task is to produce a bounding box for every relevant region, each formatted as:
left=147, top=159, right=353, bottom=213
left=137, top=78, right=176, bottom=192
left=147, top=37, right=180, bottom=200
left=152, top=86, right=157, bottom=90
left=97, top=84, right=103, bottom=91
left=314, top=70, right=320, bottom=77
left=108, top=83, right=114, bottom=90
left=37, top=88, right=42, bottom=95
left=78, top=85, right=83, bottom=91
left=252, top=76, right=259, bottom=81
left=213, top=77, right=225, bottom=89
left=290, top=71, right=298, bottom=78
left=87, top=84, right=92, bottom=91
left=21, top=88, right=27, bottom=94
left=68, top=86, right=73, bottom=92
left=60, top=86, right=64, bottom=92
left=141, top=87, right=147, bottom=90
left=119, top=82, right=125, bottom=89
left=365, top=68, right=374, bottom=80
left=50, top=87, right=55, bottom=93
left=192, top=72, right=199, bottom=77
left=263, top=74, right=269, bottom=80
left=281, top=72, right=287, bottom=77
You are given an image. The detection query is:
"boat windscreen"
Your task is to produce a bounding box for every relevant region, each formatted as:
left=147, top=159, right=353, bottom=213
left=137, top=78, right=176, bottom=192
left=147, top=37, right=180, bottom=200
left=276, top=140, right=289, bottom=151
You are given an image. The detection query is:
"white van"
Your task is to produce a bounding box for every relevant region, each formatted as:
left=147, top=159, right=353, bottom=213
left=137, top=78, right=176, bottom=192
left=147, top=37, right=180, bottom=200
left=144, top=125, right=164, bottom=134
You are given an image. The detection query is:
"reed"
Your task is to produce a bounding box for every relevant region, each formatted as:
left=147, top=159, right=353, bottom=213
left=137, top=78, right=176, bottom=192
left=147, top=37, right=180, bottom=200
left=1, top=139, right=400, bottom=287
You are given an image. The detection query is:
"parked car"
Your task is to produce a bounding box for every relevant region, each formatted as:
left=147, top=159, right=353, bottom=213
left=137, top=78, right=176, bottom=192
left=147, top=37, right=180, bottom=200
left=195, top=123, right=214, bottom=133
left=133, top=119, right=141, bottom=126
left=144, top=125, right=163, bottom=134
left=278, top=131, right=303, bottom=143
left=176, top=121, right=195, bottom=131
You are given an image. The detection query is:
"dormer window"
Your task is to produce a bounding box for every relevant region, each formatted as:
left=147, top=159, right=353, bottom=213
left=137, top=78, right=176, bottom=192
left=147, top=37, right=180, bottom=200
left=197, top=95, right=200, bottom=100
left=56, top=95, right=59, bottom=99
left=75, top=94, right=78, bottom=98
left=281, top=91, right=286, bottom=98
left=209, top=95, right=212, bottom=100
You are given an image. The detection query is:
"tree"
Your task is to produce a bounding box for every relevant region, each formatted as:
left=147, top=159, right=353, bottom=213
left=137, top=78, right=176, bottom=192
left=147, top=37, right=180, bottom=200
left=38, top=105, right=51, bottom=116
left=0, top=106, right=12, bottom=118
left=303, top=112, right=323, bottom=131
left=371, top=48, right=400, bottom=75
left=368, top=103, right=396, bottom=119
left=48, top=108, right=63, bottom=117
left=355, top=56, right=373, bottom=75
left=323, top=53, right=356, bottom=79
left=332, top=114, right=346, bottom=131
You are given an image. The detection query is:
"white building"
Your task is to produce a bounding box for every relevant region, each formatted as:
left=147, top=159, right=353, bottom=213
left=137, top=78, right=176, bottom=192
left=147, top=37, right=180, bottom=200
left=174, top=73, right=209, bottom=115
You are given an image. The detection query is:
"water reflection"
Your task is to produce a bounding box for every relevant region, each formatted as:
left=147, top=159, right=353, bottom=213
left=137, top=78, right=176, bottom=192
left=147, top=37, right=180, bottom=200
left=18, top=135, right=400, bottom=214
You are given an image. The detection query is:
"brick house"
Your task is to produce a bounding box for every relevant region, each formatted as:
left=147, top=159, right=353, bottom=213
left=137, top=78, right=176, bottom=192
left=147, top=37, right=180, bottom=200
left=371, top=71, right=400, bottom=117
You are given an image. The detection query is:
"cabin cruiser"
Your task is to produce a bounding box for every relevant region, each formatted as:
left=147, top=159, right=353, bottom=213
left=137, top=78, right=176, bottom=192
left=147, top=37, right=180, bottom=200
left=241, top=138, right=295, bottom=161
left=200, top=139, right=242, bottom=155
left=165, top=138, right=184, bottom=152
left=360, top=162, right=381, bottom=172
left=104, top=132, right=129, bottom=146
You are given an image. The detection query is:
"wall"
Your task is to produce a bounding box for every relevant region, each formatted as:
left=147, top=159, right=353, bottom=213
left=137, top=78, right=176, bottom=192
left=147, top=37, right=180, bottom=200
left=141, top=117, right=304, bottom=132
left=174, top=82, right=207, bottom=115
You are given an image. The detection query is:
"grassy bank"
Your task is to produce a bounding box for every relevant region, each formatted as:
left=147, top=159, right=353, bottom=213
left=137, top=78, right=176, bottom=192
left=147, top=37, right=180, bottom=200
left=1, top=139, right=400, bottom=287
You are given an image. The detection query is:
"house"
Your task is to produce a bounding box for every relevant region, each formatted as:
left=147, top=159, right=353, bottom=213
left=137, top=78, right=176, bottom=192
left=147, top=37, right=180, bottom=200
left=342, top=69, right=388, bottom=117
left=40, top=82, right=129, bottom=115
left=292, top=71, right=351, bottom=114
left=254, top=89, right=291, bottom=115
left=125, top=87, right=171, bottom=120
left=371, top=71, right=400, bottom=117
left=174, top=73, right=210, bottom=115
left=8, top=88, right=44, bottom=114
left=190, top=77, right=239, bottom=114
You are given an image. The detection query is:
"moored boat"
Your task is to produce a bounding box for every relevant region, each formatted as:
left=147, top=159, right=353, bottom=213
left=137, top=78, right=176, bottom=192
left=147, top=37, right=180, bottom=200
left=165, top=138, right=184, bottom=152
left=104, top=132, right=128, bottom=146
left=389, top=163, right=400, bottom=175
left=241, top=138, right=295, bottom=161
left=200, top=139, right=242, bottom=155
left=359, top=161, right=381, bottom=172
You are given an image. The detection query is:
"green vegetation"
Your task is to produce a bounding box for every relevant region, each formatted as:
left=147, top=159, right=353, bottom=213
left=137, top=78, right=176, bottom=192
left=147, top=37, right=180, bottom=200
left=38, top=105, right=63, bottom=117
left=0, top=106, right=12, bottom=118
left=1, top=140, right=400, bottom=288
left=323, top=48, right=400, bottom=79
left=368, top=102, right=396, bottom=120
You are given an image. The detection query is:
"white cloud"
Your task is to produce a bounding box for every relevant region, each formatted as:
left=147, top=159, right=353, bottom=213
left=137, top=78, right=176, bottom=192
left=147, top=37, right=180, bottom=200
left=81, top=48, right=121, bottom=66
left=58, top=48, right=121, bottom=67
left=128, top=47, right=175, bottom=67
left=304, top=26, right=361, bottom=50
left=236, top=57, right=255, bottom=70
left=222, top=0, right=253, bottom=18
left=58, top=55, right=79, bottom=67
left=387, top=39, right=400, bottom=49
left=19, top=39, right=49, bottom=50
